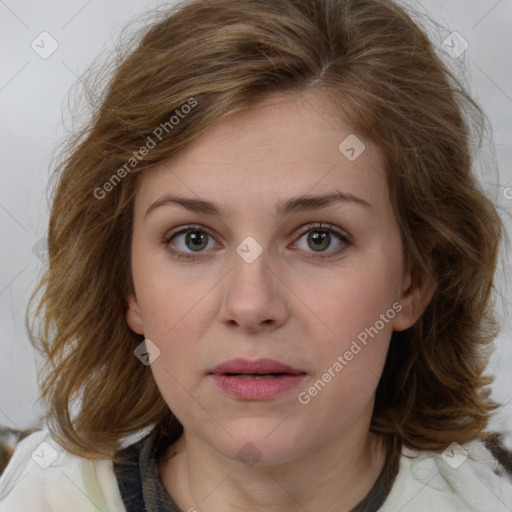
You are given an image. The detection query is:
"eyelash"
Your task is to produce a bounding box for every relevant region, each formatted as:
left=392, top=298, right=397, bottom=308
left=162, top=223, right=352, bottom=261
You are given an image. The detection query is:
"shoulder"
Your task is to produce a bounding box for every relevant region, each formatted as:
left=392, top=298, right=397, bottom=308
left=0, top=429, right=126, bottom=512
left=381, top=434, right=512, bottom=511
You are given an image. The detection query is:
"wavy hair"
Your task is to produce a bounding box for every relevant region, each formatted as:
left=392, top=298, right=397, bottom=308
left=28, top=0, right=503, bottom=458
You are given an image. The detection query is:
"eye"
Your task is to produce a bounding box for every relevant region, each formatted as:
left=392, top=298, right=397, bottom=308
left=163, top=222, right=351, bottom=262
left=292, top=223, right=351, bottom=260
left=163, top=224, right=219, bottom=260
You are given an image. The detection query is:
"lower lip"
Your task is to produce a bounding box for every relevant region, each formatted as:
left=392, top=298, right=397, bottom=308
left=210, top=374, right=306, bottom=400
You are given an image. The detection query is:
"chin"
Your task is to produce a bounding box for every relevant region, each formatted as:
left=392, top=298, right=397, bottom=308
left=204, top=418, right=317, bottom=466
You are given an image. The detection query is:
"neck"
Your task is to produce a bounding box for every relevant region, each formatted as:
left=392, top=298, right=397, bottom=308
left=159, top=423, right=389, bottom=512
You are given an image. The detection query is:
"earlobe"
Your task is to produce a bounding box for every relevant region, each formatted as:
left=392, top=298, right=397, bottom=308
left=392, top=269, right=437, bottom=332
left=126, top=292, right=145, bottom=335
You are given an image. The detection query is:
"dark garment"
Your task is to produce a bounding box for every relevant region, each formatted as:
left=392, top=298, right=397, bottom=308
left=113, top=427, right=179, bottom=512
left=113, top=427, right=402, bottom=512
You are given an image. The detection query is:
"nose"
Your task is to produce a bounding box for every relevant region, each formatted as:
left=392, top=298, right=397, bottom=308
left=218, top=245, right=289, bottom=334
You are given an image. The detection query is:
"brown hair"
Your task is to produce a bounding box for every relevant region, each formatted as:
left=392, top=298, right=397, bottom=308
left=29, top=0, right=503, bottom=458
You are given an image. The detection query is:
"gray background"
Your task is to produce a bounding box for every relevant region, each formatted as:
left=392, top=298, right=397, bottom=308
left=1, top=0, right=511, bottom=437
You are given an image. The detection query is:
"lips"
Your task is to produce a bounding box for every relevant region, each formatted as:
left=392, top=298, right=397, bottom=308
left=210, top=358, right=305, bottom=376
left=209, top=358, right=306, bottom=400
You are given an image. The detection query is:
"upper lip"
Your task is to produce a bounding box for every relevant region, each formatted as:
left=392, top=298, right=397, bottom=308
left=210, top=358, right=305, bottom=375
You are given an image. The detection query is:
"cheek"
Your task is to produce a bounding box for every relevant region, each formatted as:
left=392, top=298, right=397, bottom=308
left=292, top=255, right=400, bottom=405
left=132, top=245, right=212, bottom=338
left=297, top=263, right=400, bottom=352
left=139, top=290, right=209, bottom=384
left=296, top=315, right=391, bottom=429
left=144, top=316, right=209, bottom=426
left=131, top=263, right=215, bottom=399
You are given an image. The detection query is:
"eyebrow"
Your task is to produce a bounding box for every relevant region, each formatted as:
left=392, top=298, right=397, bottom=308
left=145, top=190, right=371, bottom=219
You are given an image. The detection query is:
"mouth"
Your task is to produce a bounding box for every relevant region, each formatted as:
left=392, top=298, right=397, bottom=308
left=210, top=357, right=305, bottom=376
left=209, top=358, right=306, bottom=400
left=222, top=372, right=294, bottom=379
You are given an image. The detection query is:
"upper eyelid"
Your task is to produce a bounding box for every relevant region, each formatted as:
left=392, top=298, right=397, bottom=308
left=298, top=223, right=350, bottom=238
left=164, top=223, right=213, bottom=240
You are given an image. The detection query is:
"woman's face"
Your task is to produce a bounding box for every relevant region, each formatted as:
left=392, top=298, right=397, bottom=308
left=127, top=91, right=420, bottom=465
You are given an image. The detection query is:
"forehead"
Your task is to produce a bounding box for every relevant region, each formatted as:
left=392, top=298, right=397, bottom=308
left=134, top=91, right=387, bottom=215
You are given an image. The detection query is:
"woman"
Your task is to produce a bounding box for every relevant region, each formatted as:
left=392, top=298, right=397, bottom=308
left=1, top=0, right=511, bottom=510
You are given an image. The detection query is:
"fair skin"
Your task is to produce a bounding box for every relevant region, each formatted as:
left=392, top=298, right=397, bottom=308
left=126, top=90, right=435, bottom=512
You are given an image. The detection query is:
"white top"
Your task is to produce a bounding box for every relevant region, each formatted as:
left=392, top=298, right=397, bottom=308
left=1, top=429, right=512, bottom=511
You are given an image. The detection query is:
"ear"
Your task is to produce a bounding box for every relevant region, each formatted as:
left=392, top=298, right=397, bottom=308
left=392, top=267, right=437, bottom=332
left=126, top=292, right=145, bottom=335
